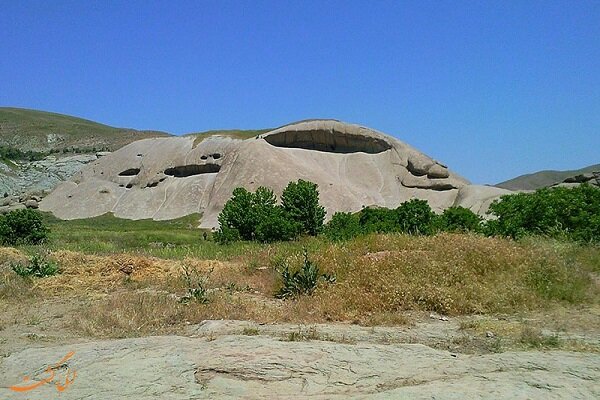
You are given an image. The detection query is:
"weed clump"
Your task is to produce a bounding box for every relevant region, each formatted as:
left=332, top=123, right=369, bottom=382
left=275, top=249, right=335, bottom=299
left=180, top=265, right=213, bottom=304
left=11, top=253, right=58, bottom=278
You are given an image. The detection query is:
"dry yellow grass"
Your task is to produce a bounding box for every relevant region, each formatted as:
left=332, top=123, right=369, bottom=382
left=2, top=233, right=598, bottom=337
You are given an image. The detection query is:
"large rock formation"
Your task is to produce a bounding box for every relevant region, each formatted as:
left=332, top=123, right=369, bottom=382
left=40, top=120, right=509, bottom=227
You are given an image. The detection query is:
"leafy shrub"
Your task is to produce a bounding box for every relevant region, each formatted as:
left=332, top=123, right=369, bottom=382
left=276, top=249, right=334, bottom=298
left=255, top=206, right=300, bottom=243
left=11, top=254, right=58, bottom=278
left=436, top=206, right=482, bottom=233
left=324, top=212, right=362, bottom=241
left=216, top=180, right=326, bottom=243
left=395, top=199, right=436, bottom=235
left=357, top=200, right=435, bottom=235
left=216, top=186, right=301, bottom=244
left=486, top=184, right=600, bottom=242
left=213, top=225, right=241, bottom=244
left=281, top=179, right=326, bottom=236
left=359, top=207, right=398, bottom=234
left=0, top=209, right=49, bottom=245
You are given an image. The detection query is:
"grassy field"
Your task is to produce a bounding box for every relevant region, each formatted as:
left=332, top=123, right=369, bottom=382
left=38, top=212, right=268, bottom=259
left=1, top=214, right=599, bottom=352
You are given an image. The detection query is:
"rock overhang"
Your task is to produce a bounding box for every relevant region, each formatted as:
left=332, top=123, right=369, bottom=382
left=261, top=120, right=393, bottom=154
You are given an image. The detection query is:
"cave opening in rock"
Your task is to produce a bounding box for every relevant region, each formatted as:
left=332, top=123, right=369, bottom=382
left=263, top=130, right=391, bottom=154
left=118, top=168, right=141, bottom=176
left=164, top=164, right=221, bottom=177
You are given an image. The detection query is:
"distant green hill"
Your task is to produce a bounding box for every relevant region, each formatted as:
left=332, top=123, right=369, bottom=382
left=0, top=107, right=170, bottom=153
left=496, top=164, right=600, bottom=190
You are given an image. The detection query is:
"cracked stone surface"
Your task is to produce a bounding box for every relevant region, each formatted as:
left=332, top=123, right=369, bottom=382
left=1, top=334, right=598, bottom=399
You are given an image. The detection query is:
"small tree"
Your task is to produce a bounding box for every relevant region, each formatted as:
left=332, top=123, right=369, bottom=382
left=216, top=187, right=255, bottom=241
left=485, top=184, right=600, bottom=242
left=281, top=179, right=326, bottom=236
left=215, top=186, right=301, bottom=243
left=255, top=206, right=299, bottom=243
left=251, top=186, right=278, bottom=223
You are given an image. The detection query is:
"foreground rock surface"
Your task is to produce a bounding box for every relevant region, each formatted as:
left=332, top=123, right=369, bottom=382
left=0, top=333, right=598, bottom=399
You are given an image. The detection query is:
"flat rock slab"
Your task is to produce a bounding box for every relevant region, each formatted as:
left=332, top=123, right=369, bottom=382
left=1, top=335, right=598, bottom=399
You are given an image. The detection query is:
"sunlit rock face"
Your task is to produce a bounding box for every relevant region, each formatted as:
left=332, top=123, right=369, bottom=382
left=40, top=119, right=508, bottom=228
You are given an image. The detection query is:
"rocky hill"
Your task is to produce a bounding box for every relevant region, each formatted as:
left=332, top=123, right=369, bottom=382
left=0, top=108, right=171, bottom=199
left=496, top=163, right=600, bottom=191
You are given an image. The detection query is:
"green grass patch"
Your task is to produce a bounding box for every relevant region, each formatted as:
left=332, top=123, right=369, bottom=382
left=36, top=212, right=267, bottom=260
left=190, top=129, right=271, bottom=147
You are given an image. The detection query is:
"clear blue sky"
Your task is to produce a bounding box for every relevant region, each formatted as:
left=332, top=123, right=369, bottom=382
left=1, top=1, right=598, bottom=184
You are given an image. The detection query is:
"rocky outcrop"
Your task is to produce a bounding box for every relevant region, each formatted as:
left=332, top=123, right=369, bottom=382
left=40, top=120, right=510, bottom=226
left=453, top=185, right=513, bottom=215
left=0, top=331, right=598, bottom=399
left=0, top=153, right=102, bottom=197
left=553, top=171, right=600, bottom=188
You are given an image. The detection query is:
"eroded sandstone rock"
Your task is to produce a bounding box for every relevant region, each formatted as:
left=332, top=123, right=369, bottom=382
left=40, top=120, right=509, bottom=227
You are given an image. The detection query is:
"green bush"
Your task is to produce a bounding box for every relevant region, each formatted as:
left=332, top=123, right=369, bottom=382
left=213, top=225, right=241, bottom=244
left=179, top=265, right=212, bottom=304
left=215, top=186, right=301, bottom=243
left=324, top=212, right=362, bottom=241
left=281, top=179, right=326, bottom=236
left=395, top=199, right=435, bottom=235
left=357, top=200, right=435, bottom=235
left=216, top=180, right=326, bottom=243
left=0, top=209, right=49, bottom=245
left=359, top=207, right=398, bottom=234
left=11, top=254, right=58, bottom=278
left=485, top=184, right=600, bottom=242
left=255, top=206, right=300, bottom=243
left=436, top=206, right=482, bottom=233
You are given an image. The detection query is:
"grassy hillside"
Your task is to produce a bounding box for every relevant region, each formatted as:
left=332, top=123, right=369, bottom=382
left=0, top=107, right=170, bottom=153
left=496, top=163, right=600, bottom=190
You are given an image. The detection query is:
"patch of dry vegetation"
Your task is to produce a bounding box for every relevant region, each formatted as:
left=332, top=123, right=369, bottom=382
left=2, top=233, right=599, bottom=338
